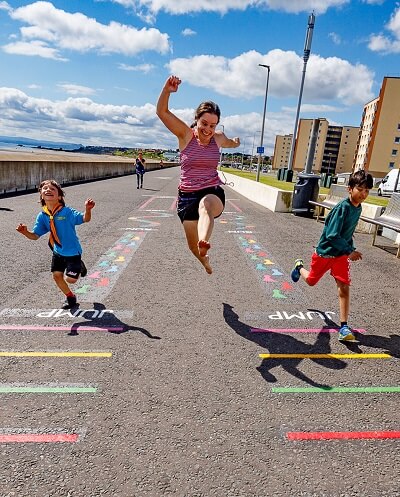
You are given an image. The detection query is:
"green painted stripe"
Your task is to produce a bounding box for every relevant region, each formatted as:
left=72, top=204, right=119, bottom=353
left=0, top=386, right=97, bottom=394
left=272, top=386, right=400, bottom=394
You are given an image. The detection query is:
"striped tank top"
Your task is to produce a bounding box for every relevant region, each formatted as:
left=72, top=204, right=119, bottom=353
left=179, top=133, right=222, bottom=191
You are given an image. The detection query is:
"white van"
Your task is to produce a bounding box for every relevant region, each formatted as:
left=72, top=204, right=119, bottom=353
left=377, top=168, right=400, bottom=196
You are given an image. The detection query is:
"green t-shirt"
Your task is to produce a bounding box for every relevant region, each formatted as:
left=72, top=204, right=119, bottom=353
left=316, top=197, right=362, bottom=257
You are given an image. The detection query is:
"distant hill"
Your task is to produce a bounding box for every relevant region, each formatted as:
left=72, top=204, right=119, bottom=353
left=0, top=135, right=82, bottom=151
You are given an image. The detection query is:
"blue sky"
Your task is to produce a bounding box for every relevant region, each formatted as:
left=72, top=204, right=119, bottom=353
left=0, top=0, right=398, bottom=154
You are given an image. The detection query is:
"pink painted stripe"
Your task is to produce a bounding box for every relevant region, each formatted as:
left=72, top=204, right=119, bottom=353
left=169, top=199, right=177, bottom=210
left=226, top=199, right=242, bottom=212
left=287, top=431, right=400, bottom=441
left=138, top=196, right=156, bottom=209
left=250, top=328, right=366, bottom=334
left=0, top=325, right=123, bottom=332
left=0, top=433, right=79, bottom=443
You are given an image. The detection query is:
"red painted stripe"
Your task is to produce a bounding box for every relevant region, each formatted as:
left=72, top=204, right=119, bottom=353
left=226, top=199, right=242, bottom=212
left=251, top=328, right=366, bottom=334
left=287, top=431, right=400, bottom=441
left=139, top=197, right=156, bottom=209
left=0, top=433, right=79, bottom=443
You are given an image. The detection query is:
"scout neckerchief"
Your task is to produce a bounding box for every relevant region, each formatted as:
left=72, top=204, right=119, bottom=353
left=42, top=203, right=63, bottom=251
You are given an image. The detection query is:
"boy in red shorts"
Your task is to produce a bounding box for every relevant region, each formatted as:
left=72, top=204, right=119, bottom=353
left=290, top=170, right=373, bottom=341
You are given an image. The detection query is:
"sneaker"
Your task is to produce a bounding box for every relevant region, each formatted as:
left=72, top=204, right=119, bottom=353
left=291, top=259, right=304, bottom=282
left=338, top=325, right=355, bottom=341
left=61, top=295, right=78, bottom=310
left=80, top=260, right=87, bottom=277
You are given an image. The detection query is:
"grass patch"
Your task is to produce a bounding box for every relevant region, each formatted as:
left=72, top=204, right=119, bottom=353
left=220, top=167, right=389, bottom=207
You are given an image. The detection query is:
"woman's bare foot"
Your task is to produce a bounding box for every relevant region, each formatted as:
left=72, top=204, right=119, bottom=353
left=198, top=240, right=211, bottom=257
left=200, top=255, right=212, bottom=274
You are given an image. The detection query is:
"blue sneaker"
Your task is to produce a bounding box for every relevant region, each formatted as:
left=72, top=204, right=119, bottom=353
left=291, top=259, right=304, bottom=282
left=338, top=325, right=355, bottom=341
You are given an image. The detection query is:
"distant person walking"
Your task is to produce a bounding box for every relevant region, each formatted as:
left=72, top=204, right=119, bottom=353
left=16, top=179, right=95, bottom=309
left=135, top=152, right=146, bottom=189
left=290, top=170, right=373, bottom=341
left=156, top=75, right=240, bottom=274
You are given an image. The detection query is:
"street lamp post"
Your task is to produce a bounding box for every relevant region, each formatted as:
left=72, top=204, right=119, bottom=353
left=287, top=13, right=316, bottom=173
left=256, top=64, right=270, bottom=182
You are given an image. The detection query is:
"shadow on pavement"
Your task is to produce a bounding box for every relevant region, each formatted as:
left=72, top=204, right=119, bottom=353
left=69, top=302, right=160, bottom=339
left=223, top=303, right=347, bottom=387
left=343, top=332, right=400, bottom=357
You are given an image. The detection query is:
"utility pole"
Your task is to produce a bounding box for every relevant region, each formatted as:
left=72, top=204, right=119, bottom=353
left=256, top=64, right=270, bottom=182
left=287, top=13, right=315, bottom=173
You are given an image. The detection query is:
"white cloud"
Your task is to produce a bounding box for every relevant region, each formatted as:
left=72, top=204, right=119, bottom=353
left=3, top=40, right=68, bottom=61
left=3, top=1, right=170, bottom=59
left=0, top=1, right=11, bottom=11
left=167, top=48, right=374, bottom=105
left=368, top=6, right=400, bottom=53
left=118, top=62, right=155, bottom=72
left=328, top=32, right=341, bottom=45
left=58, top=84, right=98, bottom=96
left=182, top=28, right=196, bottom=36
left=111, top=0, right=349, bottom=16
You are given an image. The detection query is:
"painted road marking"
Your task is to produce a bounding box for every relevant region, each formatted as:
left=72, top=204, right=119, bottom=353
left=75, top=231, right=146, bottom=302
left=0, top=384, right=97, bottom=393
left=272, top=386, right=400, bottom=393
left=259, top=353, right=391, bottom=359
left=0, top=351, right=112, bottom=358
left=0, top=433, right=79, bottom=443
left=0, top=325, right=123, bottom=332
left=251, top=327, right=366, bottom=333
left=286, top=431, right=400, bottom=441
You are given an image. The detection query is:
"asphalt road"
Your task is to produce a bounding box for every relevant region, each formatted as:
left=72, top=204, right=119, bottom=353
left=0, top=168, right=399, bottom=497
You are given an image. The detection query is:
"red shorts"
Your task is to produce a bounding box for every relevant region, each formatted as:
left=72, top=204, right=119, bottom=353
left=306, top=252, right=351, bottom=286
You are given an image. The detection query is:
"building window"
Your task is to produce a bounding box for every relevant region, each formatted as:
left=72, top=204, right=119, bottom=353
left=392, top=150, right=398, bottom=156
left=389, top=162, right=395, bottom=168
left=395, top=137, right=400, bottom=143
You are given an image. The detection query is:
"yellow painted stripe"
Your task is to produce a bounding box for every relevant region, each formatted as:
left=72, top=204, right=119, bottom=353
left=259, top=353, right=391, bottom=359
left=0, top=351, right=112, bottom=358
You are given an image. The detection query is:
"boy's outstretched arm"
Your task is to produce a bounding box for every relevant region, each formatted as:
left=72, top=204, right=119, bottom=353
left=83, top=198, right=95, bottom=223
left=16, top=223, right=39, bottom=240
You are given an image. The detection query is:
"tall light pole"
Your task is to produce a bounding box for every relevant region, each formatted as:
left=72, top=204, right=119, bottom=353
left=256, top=64, right=270, bottom=182
left=287, top=13, right=315, bottom=173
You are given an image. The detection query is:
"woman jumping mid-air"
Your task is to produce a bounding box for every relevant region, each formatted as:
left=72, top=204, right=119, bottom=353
left=156, top=75, right=240, bottom=274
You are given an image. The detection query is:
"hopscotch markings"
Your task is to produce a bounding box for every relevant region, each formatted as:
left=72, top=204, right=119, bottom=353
left=259, top=353, right=391, bottom=359
left=222, top=212, right=304, bottom=301
left=0, top=383, right=98, bottom=394
left=0, top=433, right=81, bottom=443
left=244, top=310, right=337, bottom=323
left=273, top=386, right=400, bottom=394
left=286, top=431, right=400, bottom=441
left=75, top=231, right=146, bottom=302
left=0, top=351, right=112, bottom=358
left=251, top=327, right=367, bottom=334
left=0, top=325, right=123, bottom=332
left=226, top=199, right=243, bottom=213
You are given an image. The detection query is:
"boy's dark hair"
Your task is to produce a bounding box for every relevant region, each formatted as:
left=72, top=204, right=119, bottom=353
left=38, top=179, right=65, bottom=206
left=348, top=170, right=373, bottom=189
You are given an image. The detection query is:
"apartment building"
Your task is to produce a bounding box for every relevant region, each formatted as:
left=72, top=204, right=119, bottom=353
left=271, top=134, right=292, bottom=170
left=354, top=76, right=400, bottom=178
left=275, top=118, right=359, bottom=174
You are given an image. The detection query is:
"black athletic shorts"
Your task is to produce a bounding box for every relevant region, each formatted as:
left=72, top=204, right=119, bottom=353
left=177, top=186, right=225, bottom=223
left=51, top=253, right=82, bottom=279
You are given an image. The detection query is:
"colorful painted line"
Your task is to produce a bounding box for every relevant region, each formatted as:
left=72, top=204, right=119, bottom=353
left=251, top=327, right=366, bottom=334
left=259, top=353, right=391, bottom=359
left=0, top=325, right=123, bottom=332
left=0, top=433, right=79, bottom=443
left=0, top=351, right=112, bottom=358
left=287, top=431, right=400, bottom=441
left=273, top=386, right=400, bottom=394
left=0, top=385, right=97, bottom=394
